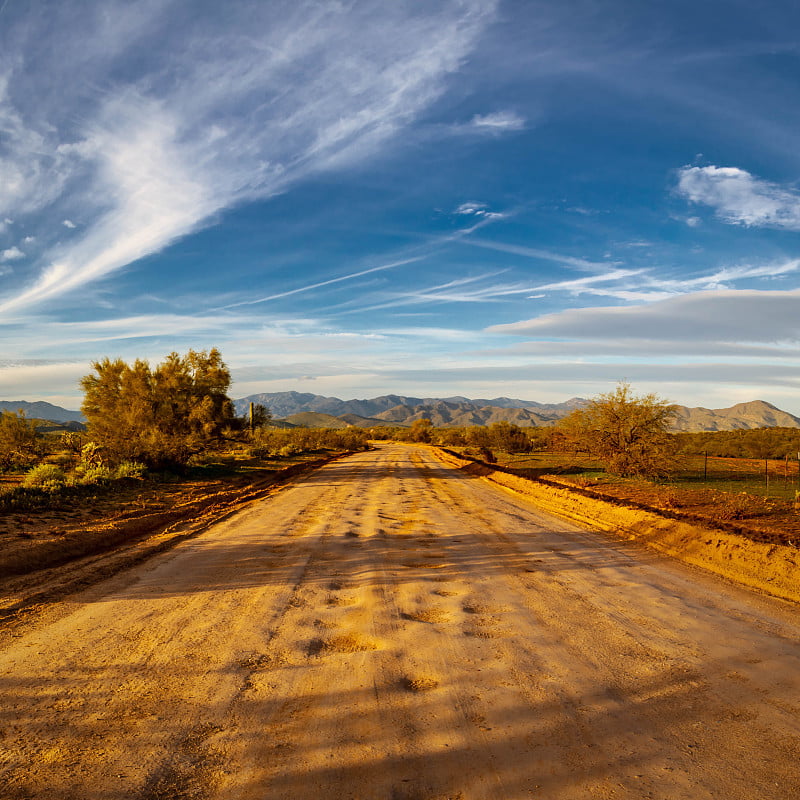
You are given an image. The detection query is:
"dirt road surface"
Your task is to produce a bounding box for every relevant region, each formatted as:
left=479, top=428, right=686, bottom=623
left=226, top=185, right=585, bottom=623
left=1, top=443, right=799, bottom=799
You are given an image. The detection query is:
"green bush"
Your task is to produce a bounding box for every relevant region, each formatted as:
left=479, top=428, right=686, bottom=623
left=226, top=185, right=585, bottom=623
left=22, top=463, right=67, bottom=489
left=77, top=465, right=114, bottom=485
left=113, top=461, right=146, bottom=479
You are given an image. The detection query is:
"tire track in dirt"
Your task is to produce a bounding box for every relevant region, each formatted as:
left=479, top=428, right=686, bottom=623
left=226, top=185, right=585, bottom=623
left=1, top=444, right=799, bottom=800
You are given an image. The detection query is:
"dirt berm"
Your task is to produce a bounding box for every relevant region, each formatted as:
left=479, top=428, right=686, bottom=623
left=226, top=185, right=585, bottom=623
left=435, top=447, right=800, bottom=605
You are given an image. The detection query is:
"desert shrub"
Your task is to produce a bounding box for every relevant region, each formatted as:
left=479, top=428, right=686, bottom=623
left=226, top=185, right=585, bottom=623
left=80, top=348, right=234, bottom=469
left=76, top=465, right=114, bottom=485
left=466, top=426, right=492, bottom=449
left=479, top=447, right=497, bottom=463
left=556, top=382, right=676, bottom=478
left=0, top=410, right=40, bottom=472
left=464, top=446, right=496, bottom=463
left=715, top=491, right=771, bottom=520
left=22, top=463, right=67, bottom=489
left=435, top=428, right=467, bottom=447
left=251, top=426, right=369, bottom=457
left=487, top=421, right=531, bottom=453
left=114, top=461, right=147, bottom=479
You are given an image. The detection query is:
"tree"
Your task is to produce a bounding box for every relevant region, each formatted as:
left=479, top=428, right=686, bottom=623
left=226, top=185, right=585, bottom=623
left=408, top=418, right=434, bottom=443
left=0, top=410, right=39, bottom=471
left=486, top=421, right=531, bottom=453
left=557, top=383, right=677, bottom=477
left=80, top=348, right=235, bottom=468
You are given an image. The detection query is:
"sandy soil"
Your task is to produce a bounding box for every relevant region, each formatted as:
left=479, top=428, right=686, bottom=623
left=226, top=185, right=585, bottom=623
left=1, top=443, right=799, bottom=799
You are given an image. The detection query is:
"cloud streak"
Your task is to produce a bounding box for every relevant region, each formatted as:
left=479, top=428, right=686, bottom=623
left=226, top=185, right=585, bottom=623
left=0, top=1, right=498, bottom=312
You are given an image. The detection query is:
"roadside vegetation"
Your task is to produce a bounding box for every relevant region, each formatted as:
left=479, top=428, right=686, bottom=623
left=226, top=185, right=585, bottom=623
left=3, top=363, right=799, bottom=557
left=0, top=349, right=369, bottom=518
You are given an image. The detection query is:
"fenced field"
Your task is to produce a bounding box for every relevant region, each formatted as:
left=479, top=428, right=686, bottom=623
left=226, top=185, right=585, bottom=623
left=497, top=451, right=800, bottom=499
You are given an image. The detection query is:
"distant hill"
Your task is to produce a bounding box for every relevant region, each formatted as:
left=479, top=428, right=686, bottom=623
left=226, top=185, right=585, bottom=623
left=0, top=400, right=84, bottom=423
left=670, top=400, right=800, bottom=432
left=8, top=394, right=799, bottom=434
left=234, top=392, right=588, bottom=422
left=235, top=392, right=800, bottom=433
left=282, top=412, right=350, bottom=429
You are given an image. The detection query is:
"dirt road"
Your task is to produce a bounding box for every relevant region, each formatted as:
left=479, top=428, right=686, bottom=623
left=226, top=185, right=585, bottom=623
left=1, top=444, right=798, bottom=799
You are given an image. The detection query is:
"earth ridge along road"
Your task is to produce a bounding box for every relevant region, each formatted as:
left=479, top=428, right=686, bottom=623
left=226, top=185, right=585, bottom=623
left=1, top=443, right=798, bottom=799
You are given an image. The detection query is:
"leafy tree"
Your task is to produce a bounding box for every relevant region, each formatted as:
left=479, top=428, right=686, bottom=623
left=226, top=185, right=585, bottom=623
left=557, top=382, right=677, bottom=477
left=486, top=421, right=531, bottom=453
left=0, top=410, right=39, bottom=471
left=408, top=418, right=433, bottom=443
left=80, top=348, right=235, bottom=468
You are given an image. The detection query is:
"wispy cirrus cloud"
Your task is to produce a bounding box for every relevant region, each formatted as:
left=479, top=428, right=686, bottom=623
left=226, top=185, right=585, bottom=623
left=516, top=258, right=800, bottom=303
left=462, top=237, right=614, bottom=270
left=676, top=165, right=800, bottom=230
left=0, top=1, right=498, bottom=313
left=468, top=110, right=525, bottom=132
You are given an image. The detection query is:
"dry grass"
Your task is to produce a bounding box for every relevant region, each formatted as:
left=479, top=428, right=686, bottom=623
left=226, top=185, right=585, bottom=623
left=403, top=673, right=440, bottom=692
left=310, top=632, right=381, bottom=655
left=404, top=607, right=451, bottom=624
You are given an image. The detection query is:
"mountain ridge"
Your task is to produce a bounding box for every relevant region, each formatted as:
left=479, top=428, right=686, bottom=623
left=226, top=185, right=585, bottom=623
left=4, top=395, right=799, bottom=433
left=234, top=393, right=800, bottom=432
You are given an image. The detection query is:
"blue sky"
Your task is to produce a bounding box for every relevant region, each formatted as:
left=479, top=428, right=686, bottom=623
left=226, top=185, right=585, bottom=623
left=1, top=0, right=800, bottom=413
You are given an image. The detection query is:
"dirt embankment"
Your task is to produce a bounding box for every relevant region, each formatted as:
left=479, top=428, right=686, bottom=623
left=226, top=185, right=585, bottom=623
left=435, top=448, right=800, bottom=605
left=0, top=455, right=343, bottom=627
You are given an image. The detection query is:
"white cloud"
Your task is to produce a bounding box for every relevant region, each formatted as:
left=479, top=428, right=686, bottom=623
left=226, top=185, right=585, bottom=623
left=22, top=236, right=34, bottom=244
left=0, top=246, right=23, bottom=261
left=0, top=1, right=498, bottom=312
left=469, top=110, right=525, bottom=131
left=677, top=165, right=800, bottom=230
left=62, top=219, right=77, bottom=229
left=455, top=202, right=488, bottom=215
left=454, top=202, right=506, bottom=219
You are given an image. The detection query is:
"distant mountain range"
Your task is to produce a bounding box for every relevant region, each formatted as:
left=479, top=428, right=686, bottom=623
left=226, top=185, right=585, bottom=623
left=3, top=393, right=799, bottom=433
left=234, top=392, right=800, bottom=433
left=0, top=400, right=86, bottom=423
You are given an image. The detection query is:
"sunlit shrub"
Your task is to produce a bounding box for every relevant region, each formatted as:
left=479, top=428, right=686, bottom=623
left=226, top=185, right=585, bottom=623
left=22, top=463, right=67, bottom=489
left=114, top=461, right=146, bottom=479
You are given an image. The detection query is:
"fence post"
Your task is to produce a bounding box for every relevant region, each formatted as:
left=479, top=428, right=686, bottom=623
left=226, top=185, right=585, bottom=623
left=704, top=451, right=708, bottom=481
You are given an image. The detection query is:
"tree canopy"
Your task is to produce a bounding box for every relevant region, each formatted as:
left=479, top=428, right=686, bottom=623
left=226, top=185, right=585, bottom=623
left=0, top=410, right=39, bottom=471
left=558, top=383, right=677, bottom=477
left=80, top=348, right=235, bottom=468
